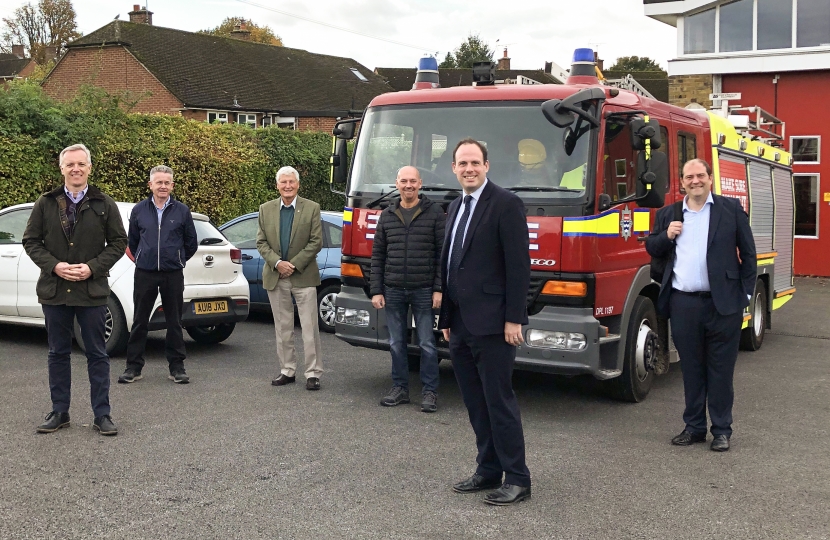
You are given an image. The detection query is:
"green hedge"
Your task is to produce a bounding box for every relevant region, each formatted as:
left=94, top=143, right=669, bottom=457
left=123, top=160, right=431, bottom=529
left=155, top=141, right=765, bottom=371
left=0, top=82, right=345, bottom=224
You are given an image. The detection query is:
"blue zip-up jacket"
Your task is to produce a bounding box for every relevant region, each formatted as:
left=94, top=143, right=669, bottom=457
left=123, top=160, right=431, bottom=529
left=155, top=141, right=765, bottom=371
left=128, top=196, right=198, bottom=272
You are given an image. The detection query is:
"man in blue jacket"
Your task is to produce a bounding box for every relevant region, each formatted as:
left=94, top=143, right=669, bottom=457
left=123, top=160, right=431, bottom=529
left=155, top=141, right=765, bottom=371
left=119, top=165, right=198, bottom=384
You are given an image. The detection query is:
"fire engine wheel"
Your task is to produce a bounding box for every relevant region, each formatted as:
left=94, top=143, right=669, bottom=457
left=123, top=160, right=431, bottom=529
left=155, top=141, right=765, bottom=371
left=608, top=296, right=657, bottom=403
left=740, top=282, right=767, bottom=351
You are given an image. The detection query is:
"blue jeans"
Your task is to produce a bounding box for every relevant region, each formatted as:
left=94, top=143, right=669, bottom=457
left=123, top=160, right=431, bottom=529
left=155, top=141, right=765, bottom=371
left=384, top=286, right=439, bottom=394
left=42, top=304, right=111, bottom=417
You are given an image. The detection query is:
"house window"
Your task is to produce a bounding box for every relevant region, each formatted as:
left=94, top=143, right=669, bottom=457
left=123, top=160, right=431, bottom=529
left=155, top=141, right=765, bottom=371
left=237, top=113, right=257, bottom=128
left=791, top=136, right=820, bottom=164
left=794, top=174, right=819, bottom=237
left=350, top=68, right=369, bottom=82
left=758, top=0, right=793, bottom=50
left=719, top=0, right=753, bottom=52
left=684, top=7, right=716, bottom=54
left=274, top=116, right=296, bottom=130
left=207, top=112, right=228, bottom=124
left=797, top=0, right=830, bottom=48
left=262, top=116, right=272, bottom=128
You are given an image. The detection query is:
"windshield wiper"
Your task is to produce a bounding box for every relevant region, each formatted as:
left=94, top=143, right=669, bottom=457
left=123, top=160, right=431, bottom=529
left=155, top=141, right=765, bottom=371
left=367, top=188, right=398, bottom=208
left=507, top=186, right=581, bottom=193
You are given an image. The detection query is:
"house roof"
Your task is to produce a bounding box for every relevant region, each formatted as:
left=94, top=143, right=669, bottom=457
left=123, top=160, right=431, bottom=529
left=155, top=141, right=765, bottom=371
left=0, top=55, right=32, bottom=78
left=375, top=67, right=561, bottom=92
left=65, top=21, right=393, bottom=115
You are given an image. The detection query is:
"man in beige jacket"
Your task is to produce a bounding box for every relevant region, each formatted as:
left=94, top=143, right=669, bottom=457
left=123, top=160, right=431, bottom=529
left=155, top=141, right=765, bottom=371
left=256, top=166, right=324, bottom=390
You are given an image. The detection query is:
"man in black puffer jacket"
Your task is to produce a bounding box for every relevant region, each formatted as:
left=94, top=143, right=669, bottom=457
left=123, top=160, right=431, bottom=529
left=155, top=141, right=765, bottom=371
left=119, top=165, right=198, bottom=385
left=370, top=166, right=446, bottom=412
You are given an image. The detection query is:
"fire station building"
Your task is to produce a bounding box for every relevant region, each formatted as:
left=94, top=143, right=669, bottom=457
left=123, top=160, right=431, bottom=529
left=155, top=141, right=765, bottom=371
left=645, top=0, right=830, bottom=276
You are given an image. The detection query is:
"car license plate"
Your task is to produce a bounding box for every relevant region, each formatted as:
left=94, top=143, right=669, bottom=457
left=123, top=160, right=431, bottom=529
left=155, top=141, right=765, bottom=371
left=193, top=300, right=228, bottom=314
left=411, top=314, right=440, bottom=331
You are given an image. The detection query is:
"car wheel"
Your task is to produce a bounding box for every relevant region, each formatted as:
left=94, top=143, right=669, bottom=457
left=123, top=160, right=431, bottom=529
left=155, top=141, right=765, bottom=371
left=186, top=323, right=236, bottom=344
left=607, top=296, right=657, bottom=403
left=74, top=295, right=128, bottom=357
left=317, top=283, right=340, bottom=333
left=740, top=281, right=767, bottom=351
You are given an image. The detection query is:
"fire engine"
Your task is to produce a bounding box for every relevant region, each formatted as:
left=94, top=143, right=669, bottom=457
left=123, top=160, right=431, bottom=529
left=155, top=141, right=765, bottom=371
left=329, top=49, right=796, bottom=402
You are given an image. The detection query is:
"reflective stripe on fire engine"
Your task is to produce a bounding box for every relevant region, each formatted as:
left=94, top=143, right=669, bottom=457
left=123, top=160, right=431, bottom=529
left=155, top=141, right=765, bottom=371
left=563, top=209, right=650, bottom=237
left=343, top=207, right=353, bottom=224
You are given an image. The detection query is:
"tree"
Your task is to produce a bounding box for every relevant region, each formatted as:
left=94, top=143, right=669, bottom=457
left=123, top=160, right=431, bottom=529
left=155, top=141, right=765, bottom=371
left=199, top=17, right=283, bottom=46
left=0, top=0, right=80, bottom=64
left=606, top=56, right=666, bottom=75
left=439, top=34, right=494, bottom=69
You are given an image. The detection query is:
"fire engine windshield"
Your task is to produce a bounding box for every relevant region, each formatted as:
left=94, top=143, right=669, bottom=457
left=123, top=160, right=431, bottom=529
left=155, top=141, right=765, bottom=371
left=349, top=103, right=592, bottom=201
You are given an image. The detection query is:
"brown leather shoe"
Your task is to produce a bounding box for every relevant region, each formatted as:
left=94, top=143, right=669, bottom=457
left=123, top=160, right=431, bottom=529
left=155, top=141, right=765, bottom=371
left=306, top=377, right=321, bottom=391
left=271, top=374, right=296, bottom=386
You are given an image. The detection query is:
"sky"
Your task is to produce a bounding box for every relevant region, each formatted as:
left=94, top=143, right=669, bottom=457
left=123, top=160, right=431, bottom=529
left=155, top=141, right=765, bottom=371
left=0, top=0, right=678, bottom=71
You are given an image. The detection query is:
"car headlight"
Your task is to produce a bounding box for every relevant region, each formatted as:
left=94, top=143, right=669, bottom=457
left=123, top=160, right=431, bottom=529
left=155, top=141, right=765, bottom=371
left=526, top=329, right=587, bottom=350
left=336, top=307, right=369, bottom=327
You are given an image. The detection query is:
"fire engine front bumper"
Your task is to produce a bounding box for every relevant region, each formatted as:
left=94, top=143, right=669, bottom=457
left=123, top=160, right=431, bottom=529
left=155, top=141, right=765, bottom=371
left=334, top=286, right=609, bottom=378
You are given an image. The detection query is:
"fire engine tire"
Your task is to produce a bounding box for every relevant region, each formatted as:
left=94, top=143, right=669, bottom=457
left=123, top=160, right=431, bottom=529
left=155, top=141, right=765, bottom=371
left=607, top=296, right=656, bottom=403
left=74, top=295, right=128, bottom=357
left=186, top=323, right=236, bottom=344
left=740, top=282, right=767, bottom=351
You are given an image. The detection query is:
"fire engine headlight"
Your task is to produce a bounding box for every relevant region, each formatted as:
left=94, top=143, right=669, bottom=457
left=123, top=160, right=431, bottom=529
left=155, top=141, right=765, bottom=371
left=336, top=307, right=369, bottom=327
left=526, top=329, right=587, bottom=350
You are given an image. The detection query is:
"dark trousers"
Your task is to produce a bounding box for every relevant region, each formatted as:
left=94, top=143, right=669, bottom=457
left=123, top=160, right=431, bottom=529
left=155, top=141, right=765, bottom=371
left=384, top=286, right=439, bottom=394
left=449, top=305, right=530, bottom=487
left=126, top=269, right=186, bottom=373
left=42, top=304, right=110, bottom=417
left=670, top=292, right=743, bottom=437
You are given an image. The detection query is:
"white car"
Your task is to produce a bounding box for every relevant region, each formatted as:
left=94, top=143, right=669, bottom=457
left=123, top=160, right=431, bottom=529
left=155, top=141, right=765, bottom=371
left=0, top=201, right=250, bottom=355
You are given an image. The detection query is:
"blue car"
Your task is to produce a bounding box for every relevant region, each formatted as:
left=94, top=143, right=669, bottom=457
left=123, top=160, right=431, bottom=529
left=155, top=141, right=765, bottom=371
left=219, top=211, right=342, bottom=332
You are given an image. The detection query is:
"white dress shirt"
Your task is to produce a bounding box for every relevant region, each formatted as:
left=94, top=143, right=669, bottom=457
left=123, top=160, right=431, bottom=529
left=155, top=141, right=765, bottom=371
left=447, top=179, right=488, bottom=276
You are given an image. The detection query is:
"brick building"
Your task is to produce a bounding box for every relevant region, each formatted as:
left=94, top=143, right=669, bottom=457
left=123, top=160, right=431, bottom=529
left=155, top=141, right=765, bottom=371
left=645, top=0, right=830, bottom=276
left=41, top=6, right=392, bottom=131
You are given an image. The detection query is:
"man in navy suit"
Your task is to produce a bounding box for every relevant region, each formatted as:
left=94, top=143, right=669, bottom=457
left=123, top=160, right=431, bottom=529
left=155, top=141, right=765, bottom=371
left=646, top=158, right=756, bottom=452
left=438, top=138, right=531, bottom=505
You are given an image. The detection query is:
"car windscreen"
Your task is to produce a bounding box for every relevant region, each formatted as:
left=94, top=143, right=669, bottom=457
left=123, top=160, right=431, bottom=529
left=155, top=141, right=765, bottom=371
left=349, top=102, right=592, bottom=201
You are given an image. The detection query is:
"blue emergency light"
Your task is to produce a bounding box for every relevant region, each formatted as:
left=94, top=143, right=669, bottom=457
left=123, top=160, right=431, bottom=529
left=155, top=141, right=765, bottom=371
left=569, top=48, right=597, bottom=78
left=572, top=48, right=595, bottom=64
left=417, top=56, right=439, bottom=71
left=413, top=56, right=440, bottom=89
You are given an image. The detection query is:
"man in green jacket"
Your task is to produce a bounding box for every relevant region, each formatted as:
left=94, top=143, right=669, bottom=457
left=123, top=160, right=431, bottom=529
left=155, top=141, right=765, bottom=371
left=23, top=143, right=128, bottom=436
left=256, top=166, right=324, bottom=390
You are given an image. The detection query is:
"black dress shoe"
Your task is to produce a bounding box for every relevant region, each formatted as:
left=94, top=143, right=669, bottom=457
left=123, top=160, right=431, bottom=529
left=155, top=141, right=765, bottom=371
left=36, top=411, right=70, bottom=433
left=671, top=430, right=707, bottom=446
left=452, top=474, right=503, bottom=493
left=306, top=377, right=321, bottom=391
left=271, top=374, right=296, bottom=386
left=93, top=415, right=118, bottom=436
left=710, top=435, right=730, bottom=452
left=484, top=484, right=532, bottom=506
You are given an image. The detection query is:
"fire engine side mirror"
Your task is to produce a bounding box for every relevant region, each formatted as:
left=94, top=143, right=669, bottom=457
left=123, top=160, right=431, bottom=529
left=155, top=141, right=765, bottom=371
left=333, top=120, right=356, bottom=140
left=629, top=118, right=662, bottom=151
left=330, top=138, right=349, bottom=186
left=635, top=150, right=668, bottom=208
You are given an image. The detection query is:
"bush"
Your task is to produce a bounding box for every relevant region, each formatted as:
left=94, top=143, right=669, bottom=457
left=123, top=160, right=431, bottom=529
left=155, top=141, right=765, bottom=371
left=0, top=82, right=346, bottom=223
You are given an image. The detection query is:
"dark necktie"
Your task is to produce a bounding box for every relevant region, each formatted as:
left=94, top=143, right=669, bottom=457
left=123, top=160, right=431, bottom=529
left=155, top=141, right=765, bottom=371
left=447, top=195, right=473, bottom=302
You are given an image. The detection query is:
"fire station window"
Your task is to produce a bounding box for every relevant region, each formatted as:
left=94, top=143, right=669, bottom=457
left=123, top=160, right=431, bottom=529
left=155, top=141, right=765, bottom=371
left=791, top=136, right=820, bottom=164
left=677, top=133, right=697, bottom=180
left=207, top=112, right=228, bottom=124
left=797, top=0, right=830, bottom=48
left=719, top=0, right=753, bottom=52
left=794, top=174, right=819, bottom=237
left=758, top=0, right=793, bottom=50
left=237, top=113, right=257, bottom=128
left=684, top=7, right=716, bottom=54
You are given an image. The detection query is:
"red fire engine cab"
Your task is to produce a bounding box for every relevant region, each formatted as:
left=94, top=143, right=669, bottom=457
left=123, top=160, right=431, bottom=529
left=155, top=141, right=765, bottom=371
left=329, top=50, right=795, bottom=402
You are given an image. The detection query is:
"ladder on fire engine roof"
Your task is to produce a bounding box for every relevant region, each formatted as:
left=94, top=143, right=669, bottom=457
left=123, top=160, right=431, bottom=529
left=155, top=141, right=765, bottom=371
left=603, top=74, right=655, bottom=100
left=720, top=106, right=785, bottom=146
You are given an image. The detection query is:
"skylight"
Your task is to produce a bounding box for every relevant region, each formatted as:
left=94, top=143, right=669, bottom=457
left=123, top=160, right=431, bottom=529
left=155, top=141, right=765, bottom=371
left=350, top=68, right=368, bottom=82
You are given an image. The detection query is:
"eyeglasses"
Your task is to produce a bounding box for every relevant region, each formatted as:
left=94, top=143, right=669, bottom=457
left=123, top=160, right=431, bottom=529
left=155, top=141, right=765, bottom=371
left=61, top=162, right=89, bottom=169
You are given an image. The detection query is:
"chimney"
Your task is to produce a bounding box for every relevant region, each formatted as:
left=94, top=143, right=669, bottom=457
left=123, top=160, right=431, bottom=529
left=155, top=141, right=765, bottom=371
left=497, top=48, right=511, bottom=71
left=128, top=5, right=153, bottom=25
left=43, top=45, right=58, bottom=62
left=594, top=51, right=604, bottom=72
left=11, top=44, right=25, bottom=58
left=230, top=22, right=252, bottom=41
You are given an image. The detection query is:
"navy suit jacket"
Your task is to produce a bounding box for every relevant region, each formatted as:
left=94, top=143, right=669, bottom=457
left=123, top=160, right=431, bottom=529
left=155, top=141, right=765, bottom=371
left=437, top=181, right=530, bottom=336
left=645, top=194, right=757, bottom=318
